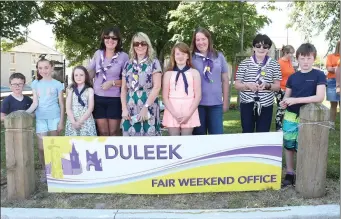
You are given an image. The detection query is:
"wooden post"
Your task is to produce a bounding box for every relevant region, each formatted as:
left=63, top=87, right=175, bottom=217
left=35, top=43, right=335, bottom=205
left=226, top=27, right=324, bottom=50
left=296, top=103, right=330, bottom=198
left=4, top=111, right=35, bottom=200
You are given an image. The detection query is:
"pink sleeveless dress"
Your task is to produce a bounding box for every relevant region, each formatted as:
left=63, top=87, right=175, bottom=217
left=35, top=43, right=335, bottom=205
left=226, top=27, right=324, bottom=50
left=162, top=69, right=200, bottom=128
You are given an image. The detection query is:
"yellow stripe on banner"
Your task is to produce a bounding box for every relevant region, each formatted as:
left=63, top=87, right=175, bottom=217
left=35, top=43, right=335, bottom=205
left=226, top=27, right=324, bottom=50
left=49, top=162, right=282, bottom=194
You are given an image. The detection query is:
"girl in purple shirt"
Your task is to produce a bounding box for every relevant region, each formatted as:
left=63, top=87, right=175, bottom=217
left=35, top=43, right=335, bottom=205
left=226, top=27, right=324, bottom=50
left=88, top=26, right=129, bottom=136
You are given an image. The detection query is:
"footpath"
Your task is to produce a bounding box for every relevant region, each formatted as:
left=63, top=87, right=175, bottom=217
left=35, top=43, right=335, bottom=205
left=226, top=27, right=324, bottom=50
left=1, top=204, right=339, bottom=219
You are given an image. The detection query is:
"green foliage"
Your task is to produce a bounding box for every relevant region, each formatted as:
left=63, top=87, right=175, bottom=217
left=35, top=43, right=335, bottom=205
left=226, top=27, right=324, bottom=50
left=288, top=1, right=340, bottom=54
left=168, top=2, right=270, bottom=62
left=1, top=37, right=26, bottom=52
left=38, top=1, right=179, bottom=66
left=1, top=1, right=38, bottom=40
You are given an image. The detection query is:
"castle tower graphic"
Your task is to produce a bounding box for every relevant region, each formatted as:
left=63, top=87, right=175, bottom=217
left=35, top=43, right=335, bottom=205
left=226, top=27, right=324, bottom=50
left=69, top=143, right=82, bottom=175
left=86, top=150, right=103, bottom=171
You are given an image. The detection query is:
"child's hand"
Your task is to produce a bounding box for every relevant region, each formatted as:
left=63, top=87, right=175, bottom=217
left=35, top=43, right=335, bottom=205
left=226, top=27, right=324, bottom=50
left=180, top=114, right=191, bottom=124
left=57, top=121, right=64, bottom=134
left=72, top=121, right=81, bottom=130
left=279, top=100, right=288, bottom=109
left=283, top=98, right=297, bottom=106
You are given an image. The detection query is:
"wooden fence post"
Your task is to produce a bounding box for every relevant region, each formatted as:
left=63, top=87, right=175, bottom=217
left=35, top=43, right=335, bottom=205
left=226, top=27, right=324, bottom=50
left=4, top=111, right=35, bottom=200
left=296, top=103, right=330, bottom=198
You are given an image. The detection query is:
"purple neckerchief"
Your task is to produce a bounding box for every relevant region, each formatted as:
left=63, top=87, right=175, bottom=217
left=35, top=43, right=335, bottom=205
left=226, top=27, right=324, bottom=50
left=251, top=54, right=269, bottom=116
left=73, top=85, right=87, bottom=107
left=173, top=65, right=191, bottom=95
left=195, top=52, right=214, bottom=83
left=96, top=50, right=120, bottom=84
left=132, top=57, right=148, bottom=91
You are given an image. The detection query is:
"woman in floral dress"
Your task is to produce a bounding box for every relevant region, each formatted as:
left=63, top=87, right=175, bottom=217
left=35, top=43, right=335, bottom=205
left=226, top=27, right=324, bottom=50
left=121, top=32, right=162, bottom=136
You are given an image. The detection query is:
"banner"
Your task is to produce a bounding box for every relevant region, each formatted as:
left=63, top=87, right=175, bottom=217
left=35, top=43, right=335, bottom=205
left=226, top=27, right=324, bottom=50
left=43, top=132, right=283, bottom=194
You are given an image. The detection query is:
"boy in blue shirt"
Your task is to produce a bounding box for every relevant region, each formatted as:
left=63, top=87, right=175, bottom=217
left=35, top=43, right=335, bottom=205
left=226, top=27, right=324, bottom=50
left=280, top=43, right=327, bottom=187
left=1, top=73, right=33, bottom=121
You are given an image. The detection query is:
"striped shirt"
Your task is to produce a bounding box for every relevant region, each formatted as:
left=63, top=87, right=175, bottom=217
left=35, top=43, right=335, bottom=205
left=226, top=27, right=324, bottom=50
left=236, top=56, right=282, bottom=107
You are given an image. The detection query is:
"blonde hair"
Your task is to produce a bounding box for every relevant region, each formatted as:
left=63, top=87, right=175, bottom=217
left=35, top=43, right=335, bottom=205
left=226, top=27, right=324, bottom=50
left=129, top=32, right=155, bottom=62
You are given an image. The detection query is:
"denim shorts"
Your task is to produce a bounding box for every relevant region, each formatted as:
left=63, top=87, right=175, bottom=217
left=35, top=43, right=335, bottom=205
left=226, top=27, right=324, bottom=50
left=36, top=117, right=60, bottom=133
left=326, top=78, right=340, bottom=102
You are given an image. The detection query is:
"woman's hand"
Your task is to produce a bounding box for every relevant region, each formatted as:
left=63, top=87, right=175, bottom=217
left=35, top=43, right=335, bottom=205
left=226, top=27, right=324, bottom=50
left=122, top=109, right=130, bottom=120
left=245, top=82, right=259, bottom=92
left=138, top=107, right=149, bottom=121
left=101, top=80, right=113, bottom=90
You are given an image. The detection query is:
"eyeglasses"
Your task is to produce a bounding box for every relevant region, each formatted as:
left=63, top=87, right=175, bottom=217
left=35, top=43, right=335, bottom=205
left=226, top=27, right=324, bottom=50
left=133, top=41, right=148, bottom=47
left=254, top=44, right=270, bottom=50
left=103, top=36, right=119, bottom=41
left=11, top=83, right=24, bottom=87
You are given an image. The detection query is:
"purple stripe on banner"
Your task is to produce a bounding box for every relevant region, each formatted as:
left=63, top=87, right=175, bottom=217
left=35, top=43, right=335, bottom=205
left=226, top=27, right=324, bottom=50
left=186, top=145, right=282, bottom=164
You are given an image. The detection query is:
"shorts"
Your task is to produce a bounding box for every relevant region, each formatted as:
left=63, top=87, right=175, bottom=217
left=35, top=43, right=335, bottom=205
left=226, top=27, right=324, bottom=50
left=93, top=95, right=122, bottom=120
left=326, top=78, right=340, bottom=102
left=36, top=117, right=60, bottom=133
left=282, top=111, right=300, bottom=151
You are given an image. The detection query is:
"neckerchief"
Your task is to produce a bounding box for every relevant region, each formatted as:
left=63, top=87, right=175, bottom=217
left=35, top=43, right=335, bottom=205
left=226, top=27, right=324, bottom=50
left=132, top=57, right=148, bottom=91
left=173, top=65, right=191, bottom=95
left=252, top=54, right=269, bottom=116
left=195, top=52, right=214, bottom=83
left=96, top=50, right=120, bottom=84
left=73, top=85, right=88, bottom=107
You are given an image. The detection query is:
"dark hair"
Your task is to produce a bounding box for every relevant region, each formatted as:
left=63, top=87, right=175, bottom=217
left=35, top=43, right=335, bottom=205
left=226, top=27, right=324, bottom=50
left=70, top=66, right=92, bottom=90
left=296, top=43, right=317, bottom=59
left=281, top=45, right=295, bottom=57
left=190, top=27, right=218, bottom=58
left=36, top=58, right=54, bottom=80
left=168, top=42, right=193, bottom=71
left=252, top=34, right=273, bottom=48
left=99, top=26, right=123, bottom=52
left=9, top=72, right=26, bottom=84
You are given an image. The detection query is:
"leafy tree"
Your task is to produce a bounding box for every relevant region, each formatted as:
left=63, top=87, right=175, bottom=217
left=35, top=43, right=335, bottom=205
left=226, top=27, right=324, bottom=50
left=1, top=1, right=38, bottom=40
left=168, top=2, right=270, bottom=62
left=37, top=1, right=179, bottom=66
left=288, top=1, right=340, bottom=53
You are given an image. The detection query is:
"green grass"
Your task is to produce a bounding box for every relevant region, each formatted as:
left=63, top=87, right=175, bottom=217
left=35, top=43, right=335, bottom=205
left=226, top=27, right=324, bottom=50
left=0, top=87, right=339, bottom=209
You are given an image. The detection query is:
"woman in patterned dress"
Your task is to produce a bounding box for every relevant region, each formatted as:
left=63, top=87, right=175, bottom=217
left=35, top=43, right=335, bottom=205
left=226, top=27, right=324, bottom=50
left=121, top=32, right=162, bottom=136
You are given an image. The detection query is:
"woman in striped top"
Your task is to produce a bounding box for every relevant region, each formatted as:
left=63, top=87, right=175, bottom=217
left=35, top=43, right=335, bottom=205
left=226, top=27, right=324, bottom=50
left=234, top=34, right=282, bottom=133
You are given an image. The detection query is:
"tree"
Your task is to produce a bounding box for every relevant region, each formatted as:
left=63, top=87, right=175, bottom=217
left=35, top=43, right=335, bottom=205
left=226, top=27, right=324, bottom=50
left=288, top=1, right=340, bottom=54
left=1, top=1, right=38, bottom=40
left=167, top=2, right=270, bottom=62
left=37, top=1, right=179, bottom=66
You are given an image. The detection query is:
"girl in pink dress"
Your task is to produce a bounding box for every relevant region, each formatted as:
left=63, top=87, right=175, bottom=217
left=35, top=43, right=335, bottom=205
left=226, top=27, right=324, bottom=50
left=162, top=42, right=201, bottom=135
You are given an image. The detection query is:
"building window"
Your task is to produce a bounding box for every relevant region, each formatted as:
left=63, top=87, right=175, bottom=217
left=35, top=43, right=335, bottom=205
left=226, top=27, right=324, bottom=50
left=32, top=54, right=36, bottom=64
left=9, top=68, right=16, bottom=74
left=10, top=53, right=15, bottom=64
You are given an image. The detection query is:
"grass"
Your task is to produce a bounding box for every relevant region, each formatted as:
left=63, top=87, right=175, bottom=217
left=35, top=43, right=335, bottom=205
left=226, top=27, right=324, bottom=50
left=0, top=88, right=340, bottom=209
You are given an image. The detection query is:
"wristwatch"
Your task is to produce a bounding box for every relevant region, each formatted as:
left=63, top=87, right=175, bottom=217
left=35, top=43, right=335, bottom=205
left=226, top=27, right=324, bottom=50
left=144, top=103, right=149, bottom=108
left=112, top=80, right=116, bottom=86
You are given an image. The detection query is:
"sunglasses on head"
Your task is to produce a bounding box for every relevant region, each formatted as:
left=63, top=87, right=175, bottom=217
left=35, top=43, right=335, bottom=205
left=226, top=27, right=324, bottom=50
left=104, top=35, right=119, bottom=40
left=255, top=43, right=270, bottom=49
left=133, top=41, right=148, bottom=47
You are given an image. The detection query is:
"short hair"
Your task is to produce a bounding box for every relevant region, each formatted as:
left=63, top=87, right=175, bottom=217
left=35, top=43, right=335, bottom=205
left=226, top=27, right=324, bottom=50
left=296, top=43, right=317, bottom=59
left=99, top=26, right=123, bottom=52
left=252, top=34, right=273, bottom=48
left=281, top=45, right=295, bottom=57
left=9, top=72, right=26, bottom=84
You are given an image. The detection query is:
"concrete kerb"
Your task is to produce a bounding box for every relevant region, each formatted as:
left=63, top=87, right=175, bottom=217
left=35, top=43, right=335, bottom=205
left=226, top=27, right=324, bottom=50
left=1, top=204, right=340, bottom=219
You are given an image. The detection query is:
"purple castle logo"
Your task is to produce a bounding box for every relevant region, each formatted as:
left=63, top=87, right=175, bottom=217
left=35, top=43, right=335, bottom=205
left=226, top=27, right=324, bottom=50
left=86, top=150, right=103, bottom=171
left=46, top=143, right=82, bottom=175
